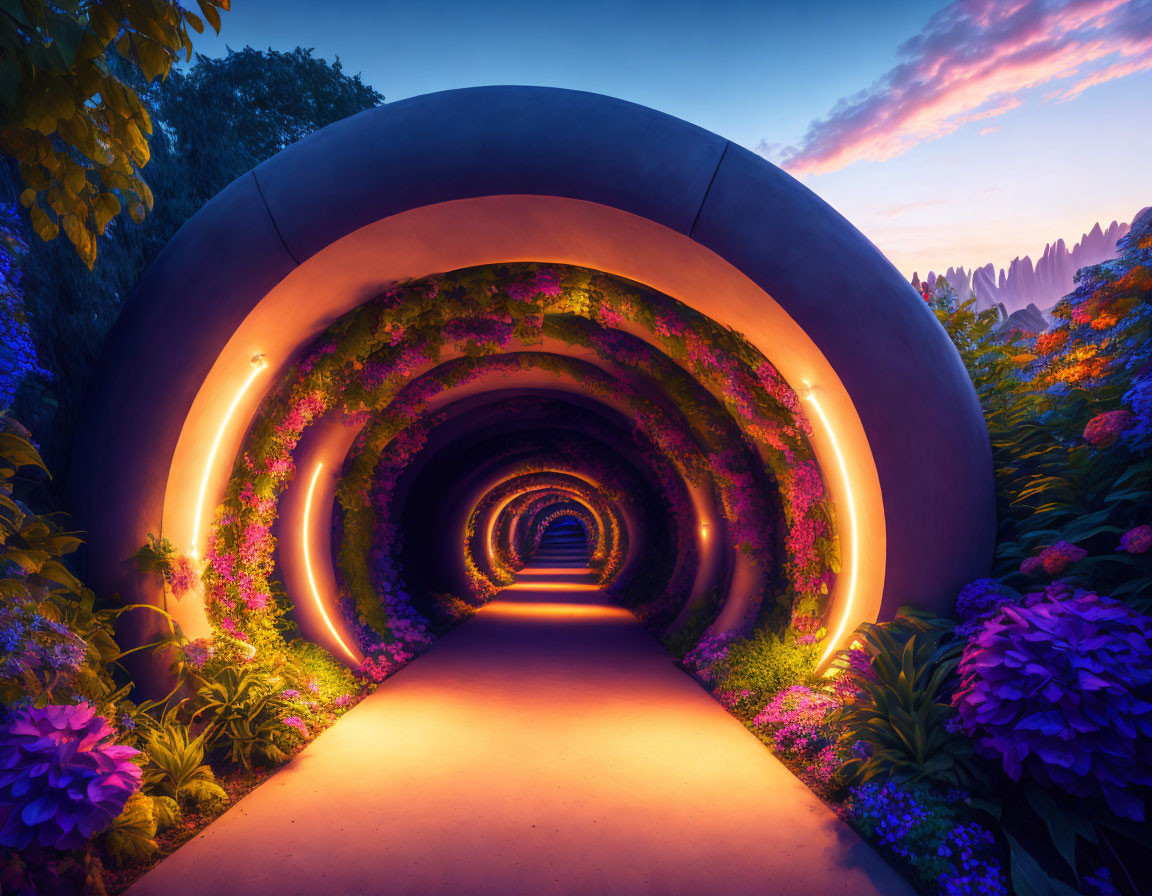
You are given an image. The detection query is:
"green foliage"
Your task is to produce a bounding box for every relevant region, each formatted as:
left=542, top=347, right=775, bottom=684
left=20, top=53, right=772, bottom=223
left=193, top=665, right=290, bottom=770
left=282, top=639, right=359, bottom=700
left=0, top=417, right=125, bottom=707
left=716, top=627, right=821, bottom=704
left=100, top=791, right=180, bottom=867
left=833, top=615, right=983, bottom=791
left=0, top=0, right=230, bottom=267
left=132, top=531, right=174, bottom=576
left=141, top=724, right=228, bottom=809
left=933, top=220, right=1152, bottom=612
left=4, top=46, right=383, bottom=480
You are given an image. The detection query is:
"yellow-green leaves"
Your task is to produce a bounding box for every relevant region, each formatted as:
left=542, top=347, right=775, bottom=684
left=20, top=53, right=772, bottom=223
left=0, top=0, right=230, bottom=268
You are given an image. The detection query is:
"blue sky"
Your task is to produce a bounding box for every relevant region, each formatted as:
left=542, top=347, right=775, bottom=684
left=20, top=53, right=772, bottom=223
left=189, top=0, right=1152, bottom=278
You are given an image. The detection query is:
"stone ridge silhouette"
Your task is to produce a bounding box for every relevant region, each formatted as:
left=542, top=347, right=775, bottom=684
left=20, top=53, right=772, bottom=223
left=914, top=209, right=1148, bottom=314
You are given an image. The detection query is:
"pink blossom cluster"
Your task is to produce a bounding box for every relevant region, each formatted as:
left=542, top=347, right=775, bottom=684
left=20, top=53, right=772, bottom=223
left=805, top=743, right=841, bottom=784
left=753, top=684, right=837, bottom=755
left=183, top=638, right=213, bottom=670
left=358, top=641, right=414, bottom=683
left=282, top=716, right=308, bottom=737
left=1119, top=525, right=1152, bottom=554
left=1083, top=409, right=1133, bottom=447
left=683, top=631, right=738, bottom=683
left=166, top=555, right=199, bottom=598
left=505, top=267, right=562, bottom=303
left=1020, top=540, right=1088, bottom=576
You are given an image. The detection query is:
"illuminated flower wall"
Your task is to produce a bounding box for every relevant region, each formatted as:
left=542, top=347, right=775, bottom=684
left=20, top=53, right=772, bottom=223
left=199, top=263, right=838, bottom=674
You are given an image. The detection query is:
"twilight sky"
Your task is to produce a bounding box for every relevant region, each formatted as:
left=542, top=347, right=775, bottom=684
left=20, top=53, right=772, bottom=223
left=190, top=0, right=1152, bottom=278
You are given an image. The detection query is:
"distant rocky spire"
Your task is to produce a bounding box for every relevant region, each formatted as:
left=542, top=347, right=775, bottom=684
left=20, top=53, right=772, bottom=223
left=919, top=213, right=1135, bottom=314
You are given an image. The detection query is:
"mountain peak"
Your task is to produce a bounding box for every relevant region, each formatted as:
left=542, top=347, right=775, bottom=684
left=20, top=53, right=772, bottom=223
left=922, top=212, right=1134, bottom=314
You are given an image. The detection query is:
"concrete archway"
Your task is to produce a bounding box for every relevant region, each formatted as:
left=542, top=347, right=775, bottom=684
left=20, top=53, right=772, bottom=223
left=72, top=86, right=994, bottom=659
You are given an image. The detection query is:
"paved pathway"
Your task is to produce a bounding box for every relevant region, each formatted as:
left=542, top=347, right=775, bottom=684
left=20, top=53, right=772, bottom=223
left=128, top=557, right=914, bottom=895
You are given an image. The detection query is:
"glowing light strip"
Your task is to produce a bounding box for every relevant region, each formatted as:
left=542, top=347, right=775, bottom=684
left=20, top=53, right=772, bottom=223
left=803, top=382, right=861, bottom=666
left=190, top=355, right=268, bottom=557
left=303, top=462, right=357, bottom=661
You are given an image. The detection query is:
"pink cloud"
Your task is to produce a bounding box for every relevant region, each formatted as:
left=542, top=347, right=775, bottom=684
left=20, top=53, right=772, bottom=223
left=780, top=0, right=1152, bottom=175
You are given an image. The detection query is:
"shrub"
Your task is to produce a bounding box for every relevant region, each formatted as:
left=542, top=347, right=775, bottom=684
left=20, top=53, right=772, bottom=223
left=715, top=628, right=821, bottom=705
left=953, top=591, right=1152, bottom=821
left=833, top=617, right=982, bottom=791
left=0, top=703, right=140, bottom=850
left=141, top=725, right=228, bottom=809
left=193, top=665, right=290, bottom=770
left=100, top=792, right=180, bottom=867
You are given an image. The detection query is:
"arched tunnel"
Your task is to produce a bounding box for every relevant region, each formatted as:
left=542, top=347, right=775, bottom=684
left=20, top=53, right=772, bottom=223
left=69, top=84, right=994, bottom=691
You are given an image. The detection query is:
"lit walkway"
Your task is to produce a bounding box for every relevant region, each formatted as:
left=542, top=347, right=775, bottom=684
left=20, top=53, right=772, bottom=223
left=128, top=564, right=914, bottom=896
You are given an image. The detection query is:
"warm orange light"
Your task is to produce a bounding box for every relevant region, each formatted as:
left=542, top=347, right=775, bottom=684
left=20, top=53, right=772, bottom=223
left=503, top=582, right=604, bottom=592
left=700, top=521, right=709, bottom=539
left=190, top=353, right=268, bottom=557
left=484, top=602, right=629, bottom=619
left=303, top=462, right=357, bottom=662
left=803, top=382, right=861, bottom=666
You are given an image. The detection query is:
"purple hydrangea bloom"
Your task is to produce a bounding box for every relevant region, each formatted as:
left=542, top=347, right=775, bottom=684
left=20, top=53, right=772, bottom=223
left=0, top=703, right=141, bottom=850
left=953, top=593, right=1152, bottom=820
left=955, top=579, right=1019, bottom=622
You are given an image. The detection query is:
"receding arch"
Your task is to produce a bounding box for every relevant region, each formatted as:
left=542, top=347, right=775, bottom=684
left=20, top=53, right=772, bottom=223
left=72, top=86, right=994, bottom=662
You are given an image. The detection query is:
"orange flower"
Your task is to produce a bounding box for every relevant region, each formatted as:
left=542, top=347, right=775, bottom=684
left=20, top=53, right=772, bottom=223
left=1035, top=329, right=1068, bottom=354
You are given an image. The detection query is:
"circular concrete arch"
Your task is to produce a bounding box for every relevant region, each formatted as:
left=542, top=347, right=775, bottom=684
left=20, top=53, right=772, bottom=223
left=72, top=85, right=994, bottom=660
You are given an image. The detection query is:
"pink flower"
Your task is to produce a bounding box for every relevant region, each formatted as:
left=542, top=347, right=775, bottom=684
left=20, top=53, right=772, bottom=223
left=1083, top=409, right=1133, bottom=447
left=283, top=716, right=309, bottom=738
left=218, top=616, right=248, bottom=641
left=1039, top=540, right=1088, bottom=576
left=239, top=524, right=272, bottom=567
left=334, top=693, right=353, bottom=708
left=1020, top=555, right=1044, bottom=576
left=167, top=555, right=198, bottom=598
left=1119, top=525, right=1152, bottom=555
left=236, top=574, right=270, bottom=611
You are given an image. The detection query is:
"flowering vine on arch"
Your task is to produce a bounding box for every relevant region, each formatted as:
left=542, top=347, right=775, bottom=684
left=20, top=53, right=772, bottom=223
left=198, top=263, right=838, bottom=672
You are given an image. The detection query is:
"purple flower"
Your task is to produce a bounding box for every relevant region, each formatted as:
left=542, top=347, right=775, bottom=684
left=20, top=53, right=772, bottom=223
left=1021, top=541, right=1087, bottom=577
left=954, top=579, right=1018, bottom=622
left=1081, top=867, right=1121, bottom=896
left=1083, top=409, right=1133, bottom=447
left=1020, top=555, right=1044, bottom=576
left=0, top=703, right=141, bottom=850
left=954, top=593, right=1152, bottom=821
left=183, top=637, right=213, bottom=670
left=282, top=716, right=309, bottom=738
left=1118, top=524, right=1152, bottom=554
left=1040, top=540, right=1088, bottom=575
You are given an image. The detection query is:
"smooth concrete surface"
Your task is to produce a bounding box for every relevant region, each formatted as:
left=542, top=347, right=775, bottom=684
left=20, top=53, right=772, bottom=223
left=127, top=567, right=915, bottom=896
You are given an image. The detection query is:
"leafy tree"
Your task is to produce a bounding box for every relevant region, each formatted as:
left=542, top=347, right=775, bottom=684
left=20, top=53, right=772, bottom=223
left=0, top=0, right=231, bottom=268
left=1, top=47, right=383, bottom=482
